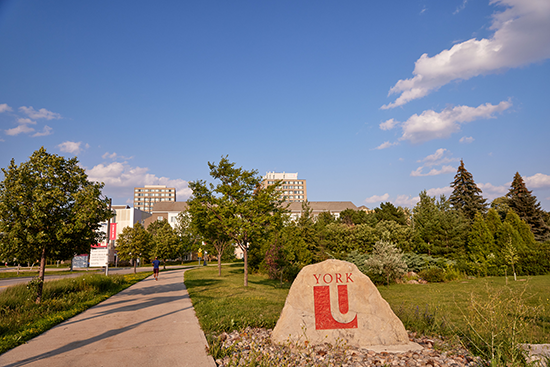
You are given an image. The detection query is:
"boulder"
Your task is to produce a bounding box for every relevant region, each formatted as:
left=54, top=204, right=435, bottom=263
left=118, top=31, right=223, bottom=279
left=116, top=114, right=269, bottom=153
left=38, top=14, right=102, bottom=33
left=272, top=259, right=421, bottom=352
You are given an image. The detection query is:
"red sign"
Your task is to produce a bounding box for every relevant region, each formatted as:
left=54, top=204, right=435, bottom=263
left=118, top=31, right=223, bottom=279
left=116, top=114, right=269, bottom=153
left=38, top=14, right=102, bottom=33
left=109, top=223, right=117, bottom=241
left=313, top=273, right=358, bottom=330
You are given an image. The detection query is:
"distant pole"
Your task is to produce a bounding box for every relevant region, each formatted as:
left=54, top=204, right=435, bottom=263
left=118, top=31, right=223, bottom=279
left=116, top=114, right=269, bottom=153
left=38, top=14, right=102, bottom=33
left=105, top=198, right=112, bottom=276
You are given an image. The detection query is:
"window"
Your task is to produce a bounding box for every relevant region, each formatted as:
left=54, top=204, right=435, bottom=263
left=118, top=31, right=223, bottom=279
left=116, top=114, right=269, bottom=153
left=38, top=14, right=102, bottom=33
left=157, top=216, right=163, bottom=221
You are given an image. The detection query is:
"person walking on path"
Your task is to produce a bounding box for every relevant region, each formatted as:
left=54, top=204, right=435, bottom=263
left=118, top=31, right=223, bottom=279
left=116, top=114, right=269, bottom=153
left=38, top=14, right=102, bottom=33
left=152, top=257, right=161, bottom=280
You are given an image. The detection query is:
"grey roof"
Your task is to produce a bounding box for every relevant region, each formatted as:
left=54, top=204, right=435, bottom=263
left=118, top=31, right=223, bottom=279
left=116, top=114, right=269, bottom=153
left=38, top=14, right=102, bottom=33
left=151, top=201, right=189, bottom=213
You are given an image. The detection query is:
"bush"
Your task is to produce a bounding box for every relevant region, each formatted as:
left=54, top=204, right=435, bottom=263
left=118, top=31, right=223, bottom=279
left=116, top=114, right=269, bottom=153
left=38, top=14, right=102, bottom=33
left=418, top=267, right=446, bottom=283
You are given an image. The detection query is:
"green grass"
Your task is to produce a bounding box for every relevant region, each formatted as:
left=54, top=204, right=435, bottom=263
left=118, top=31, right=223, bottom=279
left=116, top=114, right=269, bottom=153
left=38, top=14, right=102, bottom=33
left=0, top=270, right=103, bottom=279
left=184, top=263, right=289, bottom=333
left=185, top=264, right=550, bottom=365
left=0, top=272, right=152, bottom=354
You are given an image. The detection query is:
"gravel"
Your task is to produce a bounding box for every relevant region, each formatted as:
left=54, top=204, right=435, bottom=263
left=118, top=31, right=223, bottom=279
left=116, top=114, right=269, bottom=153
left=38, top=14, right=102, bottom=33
left=211, top=328, right=484, bottom=367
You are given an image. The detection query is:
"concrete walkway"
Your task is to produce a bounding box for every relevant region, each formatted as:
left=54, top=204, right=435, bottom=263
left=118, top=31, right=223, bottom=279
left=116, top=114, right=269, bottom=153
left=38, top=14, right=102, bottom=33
left=0, top=269, right=216, bottom=367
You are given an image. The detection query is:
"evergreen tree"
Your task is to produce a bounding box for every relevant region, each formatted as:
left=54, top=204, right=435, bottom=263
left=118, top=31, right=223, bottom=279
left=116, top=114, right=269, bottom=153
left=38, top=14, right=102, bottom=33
left=467, top=213, right=496, bottom=272
left=375, top=202, right=407, bottom=225
left=507, top=172, right=550, bottom=242
left=449, top=160, right=487, bottom=220
left=485, top=208, right=502, bottom=237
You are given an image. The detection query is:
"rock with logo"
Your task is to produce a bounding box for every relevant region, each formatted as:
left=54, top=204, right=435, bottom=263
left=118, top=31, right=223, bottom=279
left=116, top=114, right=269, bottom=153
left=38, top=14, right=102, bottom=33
left=272, top=259, right=421, bottom=352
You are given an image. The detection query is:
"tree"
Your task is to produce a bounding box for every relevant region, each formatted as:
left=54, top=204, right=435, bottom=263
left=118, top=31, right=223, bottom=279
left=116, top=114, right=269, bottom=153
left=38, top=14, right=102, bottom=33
left=116, top=222, right=153, bottom=273
left=188, top=157, right=285, bottom=286
left=0, top=147, right=112, bottom=303
left=150, top=220, right=180, bottom=269
left=449, top=160, right=487, bottom=220
left=467, top=213, right=496, bottom=275
left=507, top=172, right=550, bottom=242
left=374, top=202, right=407, bottom=225
left=187, top=195, right=233, bottom=276
left=412, top=192, right=468, bottom=258
left=174, top=211, right=200, bottom=262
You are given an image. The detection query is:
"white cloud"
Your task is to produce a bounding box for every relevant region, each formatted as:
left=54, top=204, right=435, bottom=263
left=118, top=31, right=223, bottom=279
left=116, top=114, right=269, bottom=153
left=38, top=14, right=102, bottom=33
left=382, top=0, right=550, bottom=108
left=58, top=141, right=86, bottom=154
left=392, top=101, right=511, bottom=144
left=379, top=118, right=399, bottom=131
left=411, top=165, right=456, bottom=177
left=417, top=148, right=459, bottom=167
left=426, top=186, right=453, bottom=197
left=102, top=152, right=134, bottom=160
left=5, top=124, right=35, bottom=136
left=454, top=0, right=468, bottom=14
left=32, top=125, right=53, bottom=137
left=393, top=195, right=420, bottom=207
left=460, top=136, right=475, bottom=144
left=19, top=106, right=62, bottom=120
left=365, top=193, right=390, bottom=203
left=411, top=148, right=459, bottom=177
left=17, top=118, right=36, bottom=125
left=524, top=173, right=550, bottom=189
left=0, top=103, right=13, bottom=113
left=477, top=182, right=507, bottom=200
left=86, top=162, right=193, bottom=201
left=374, top=141, right=399, bottom=150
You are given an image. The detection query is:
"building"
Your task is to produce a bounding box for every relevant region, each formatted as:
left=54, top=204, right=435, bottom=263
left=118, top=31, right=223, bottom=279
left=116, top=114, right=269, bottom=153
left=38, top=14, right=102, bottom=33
left=97, top=205, right=151, bottom=264
left=262, top=172, right=307, bottom=202
left=286, top=201, right=358, bottom=221
left=133, top=185, right=176, bottom=213
left=143, top=201, right=189, bottom=228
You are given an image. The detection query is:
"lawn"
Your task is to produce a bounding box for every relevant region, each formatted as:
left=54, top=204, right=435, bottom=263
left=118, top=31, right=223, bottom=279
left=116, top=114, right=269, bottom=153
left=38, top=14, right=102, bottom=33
left=185, top=263, right=550, bottom=363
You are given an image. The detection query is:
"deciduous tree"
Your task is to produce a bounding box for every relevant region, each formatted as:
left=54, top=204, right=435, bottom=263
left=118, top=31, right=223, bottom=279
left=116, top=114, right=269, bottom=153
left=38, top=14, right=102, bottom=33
left=0, top=147, right=111, bottom=303
left=188, top=157, right=285, bottom=286
left=116, top=222, right=152, bottom=273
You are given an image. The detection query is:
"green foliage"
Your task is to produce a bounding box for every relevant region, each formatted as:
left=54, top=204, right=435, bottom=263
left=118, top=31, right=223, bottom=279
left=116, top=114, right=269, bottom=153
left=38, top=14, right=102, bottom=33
left=0, top=147, right=112, bottom=303
left=338, top=208, right=375, bottom=226
left=116, top=222, right=153, bottom=272
left=402, top=253, right=456, bottom=273
left=188, top=156, right=286, bottom=286
left=413, top=192, right=468, bottom=258
left=364, top=240, right=408, bottom=285
left=507, top=172, right=550, bottom=242
left=149, top=219, right=180, bottom=266
left=374, top=202, right=407, bottom=225
left=449, top=160, right=488, bottom=220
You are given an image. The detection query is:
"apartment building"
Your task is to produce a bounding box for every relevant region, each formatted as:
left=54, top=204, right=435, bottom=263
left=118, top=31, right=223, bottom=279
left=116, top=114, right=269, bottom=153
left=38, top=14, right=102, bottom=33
left=262, top=171, right=307, bottom=202
left=133, top=185, right=176, bottom=213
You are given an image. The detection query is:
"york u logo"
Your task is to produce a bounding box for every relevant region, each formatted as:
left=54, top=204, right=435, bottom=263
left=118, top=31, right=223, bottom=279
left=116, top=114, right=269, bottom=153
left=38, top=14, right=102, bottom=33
left=313, top=273, right=358, bottom=330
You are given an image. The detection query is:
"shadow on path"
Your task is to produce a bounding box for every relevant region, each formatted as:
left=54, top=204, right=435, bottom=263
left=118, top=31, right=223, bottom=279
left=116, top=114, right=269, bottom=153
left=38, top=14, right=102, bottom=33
left=2, top=307, right=191, bottom=367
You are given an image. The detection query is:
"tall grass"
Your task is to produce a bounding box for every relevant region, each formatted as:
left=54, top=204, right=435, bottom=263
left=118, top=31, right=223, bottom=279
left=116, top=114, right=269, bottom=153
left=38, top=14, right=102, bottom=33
left=0, top=272, right=151, bottom=354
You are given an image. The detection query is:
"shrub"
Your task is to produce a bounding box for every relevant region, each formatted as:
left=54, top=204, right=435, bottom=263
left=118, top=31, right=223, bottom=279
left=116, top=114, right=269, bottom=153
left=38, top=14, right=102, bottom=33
left=418, top=267, right=445, bottom=283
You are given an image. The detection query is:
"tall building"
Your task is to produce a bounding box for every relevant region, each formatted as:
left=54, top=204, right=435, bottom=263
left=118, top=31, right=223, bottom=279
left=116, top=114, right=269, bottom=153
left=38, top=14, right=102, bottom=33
left=262, top=172, right=307, bottom=202
left=133, top=185, right=176, bottom=213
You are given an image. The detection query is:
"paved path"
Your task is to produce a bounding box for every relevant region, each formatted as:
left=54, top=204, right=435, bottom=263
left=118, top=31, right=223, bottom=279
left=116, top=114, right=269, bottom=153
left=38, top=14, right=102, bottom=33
left=0, top=269, right=216, bottom=367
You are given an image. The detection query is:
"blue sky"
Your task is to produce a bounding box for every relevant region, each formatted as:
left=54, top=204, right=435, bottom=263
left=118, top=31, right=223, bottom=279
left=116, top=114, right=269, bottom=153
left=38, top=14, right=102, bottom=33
left=1, top=0, right=549, bottom=210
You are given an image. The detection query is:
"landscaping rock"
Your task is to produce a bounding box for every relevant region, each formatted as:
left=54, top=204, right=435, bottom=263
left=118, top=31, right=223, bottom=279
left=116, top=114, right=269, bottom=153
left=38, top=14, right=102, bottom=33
left=272, top=259, right=421, bottom=352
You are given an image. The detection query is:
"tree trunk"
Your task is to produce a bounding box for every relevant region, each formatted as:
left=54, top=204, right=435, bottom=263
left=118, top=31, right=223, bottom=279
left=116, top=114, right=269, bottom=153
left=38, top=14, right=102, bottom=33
left=36, top=247, right=47, bottom=304
left=218, top=253, right=222, bottom=276
left=243, top=246, right=248, bottom=287
left=133, top=259, right=137, bottom=274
